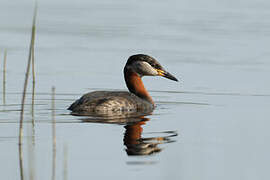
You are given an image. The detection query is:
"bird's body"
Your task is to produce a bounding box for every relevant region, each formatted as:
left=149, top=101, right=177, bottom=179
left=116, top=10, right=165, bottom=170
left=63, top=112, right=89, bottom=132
left=68, top=91, right=154, bottom=114
left=68, top=54, right=178, bottom=116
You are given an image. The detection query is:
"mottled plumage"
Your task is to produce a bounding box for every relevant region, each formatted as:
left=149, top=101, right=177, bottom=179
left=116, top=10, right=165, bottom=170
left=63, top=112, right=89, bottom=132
left=68, top=91, right=154, bottom=115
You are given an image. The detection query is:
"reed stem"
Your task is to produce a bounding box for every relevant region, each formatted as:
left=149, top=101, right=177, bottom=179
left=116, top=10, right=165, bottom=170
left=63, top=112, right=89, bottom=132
left=18, top=2, right=37, bottom=180
left=63, top=143, right=68, bottom=180
left=3, top=49, right=7, bottom=105
left=51, top=86, right=56, bottom=180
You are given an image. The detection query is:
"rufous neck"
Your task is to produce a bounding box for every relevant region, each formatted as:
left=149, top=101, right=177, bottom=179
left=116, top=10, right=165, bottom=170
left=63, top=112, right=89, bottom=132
left=124, top=68, right=154, bottom=105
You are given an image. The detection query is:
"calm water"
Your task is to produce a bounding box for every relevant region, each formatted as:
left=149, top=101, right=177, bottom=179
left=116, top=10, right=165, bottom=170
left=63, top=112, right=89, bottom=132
left=1, top=0, right=270, bottom=179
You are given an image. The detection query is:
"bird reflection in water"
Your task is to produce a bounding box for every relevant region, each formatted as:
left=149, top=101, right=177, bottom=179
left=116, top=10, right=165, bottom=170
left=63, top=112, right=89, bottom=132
left=124, top=118, right=177, bottom=156
left=81, top=115, right=177, bottom=156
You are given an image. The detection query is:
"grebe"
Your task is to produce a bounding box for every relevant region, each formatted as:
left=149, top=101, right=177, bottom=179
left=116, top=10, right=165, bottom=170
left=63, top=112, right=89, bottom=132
left=68, top=54, right=178, bottom=115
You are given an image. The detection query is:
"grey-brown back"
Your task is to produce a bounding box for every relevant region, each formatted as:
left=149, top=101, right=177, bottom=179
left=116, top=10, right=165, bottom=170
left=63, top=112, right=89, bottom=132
left=68, top=91, right=154, bottom=116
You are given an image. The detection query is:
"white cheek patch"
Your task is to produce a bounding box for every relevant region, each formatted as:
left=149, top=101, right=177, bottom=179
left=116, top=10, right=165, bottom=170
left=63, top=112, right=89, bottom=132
left=136, top=61, right=158, bottom=76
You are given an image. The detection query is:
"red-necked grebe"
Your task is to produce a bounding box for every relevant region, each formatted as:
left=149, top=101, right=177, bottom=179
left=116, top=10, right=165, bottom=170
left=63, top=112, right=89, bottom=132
left=68, top=54, right=178, bottom=115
